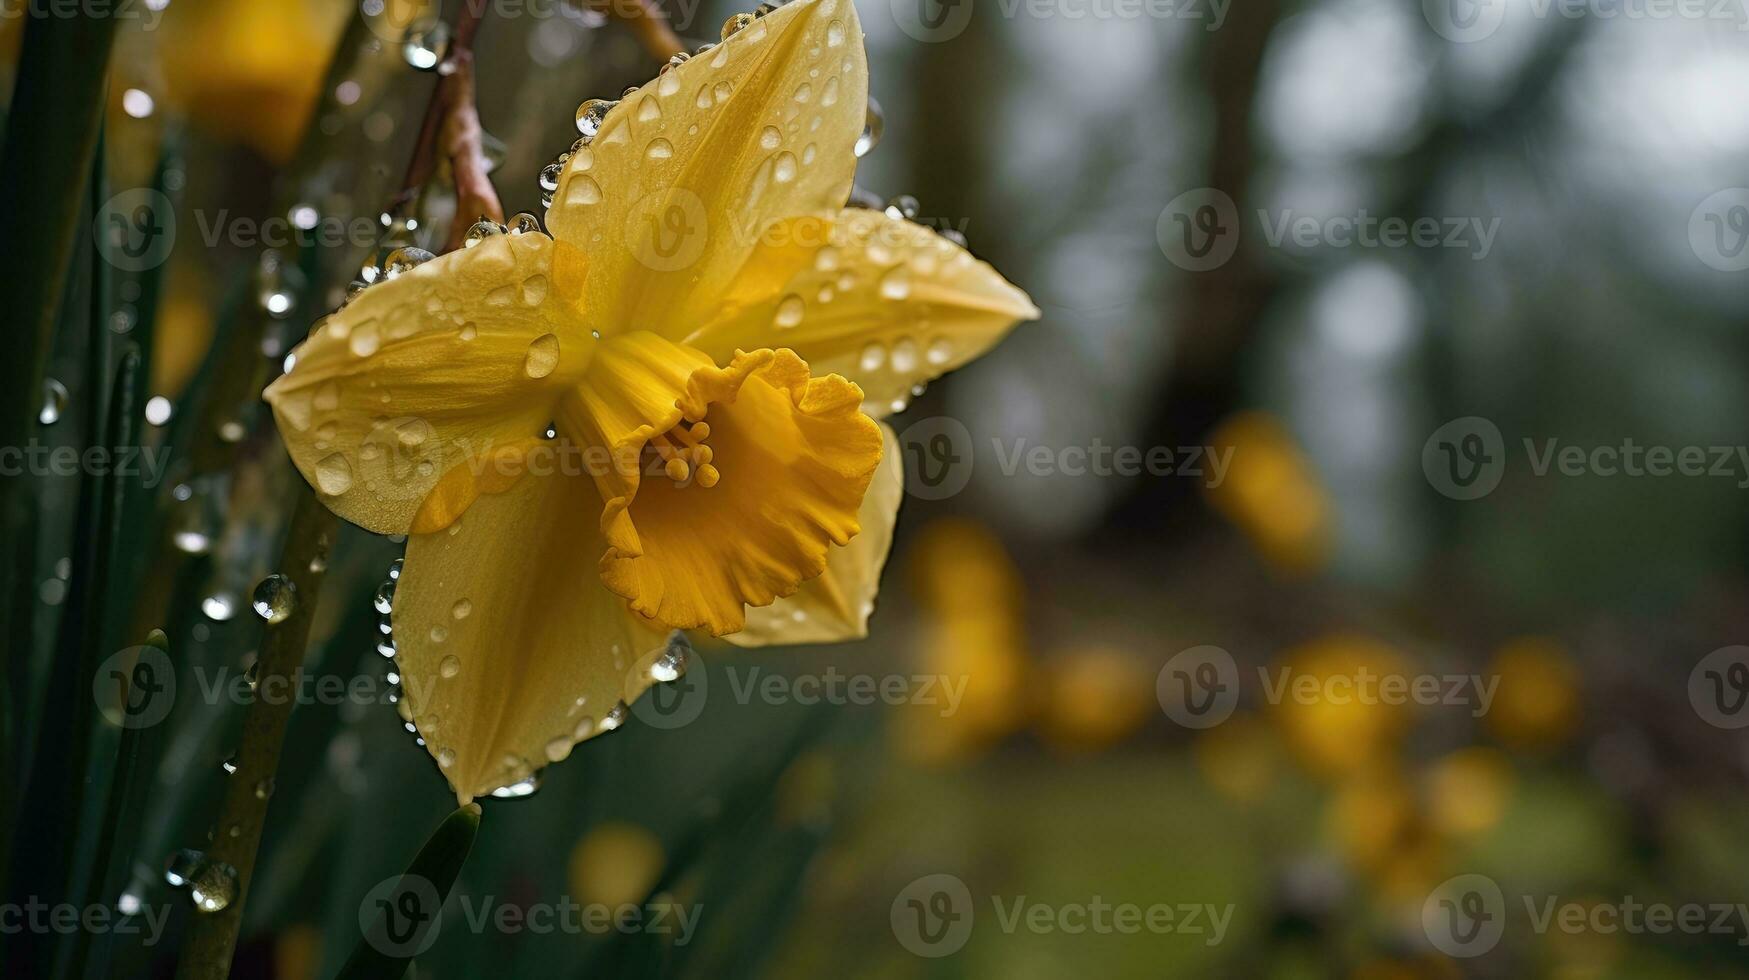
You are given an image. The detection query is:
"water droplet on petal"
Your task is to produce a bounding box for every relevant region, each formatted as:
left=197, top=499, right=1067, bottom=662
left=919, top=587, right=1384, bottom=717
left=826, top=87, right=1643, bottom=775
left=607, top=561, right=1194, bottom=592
left=452, top=598, right=472, bottom=619
left=544, top=737, right=573, bottom=762
left=402, top=20, right=450, bottom=71
left=759, top=126, right=781, bottom=151
left=774, top=293, right=804, bottom=328
left=524, top=334, right=561, bottom=379
left=575, top=99, right=615, bottom=140
left=490, top=771, right=543, bottom=798
left=646, top=138, right=673, bottom=160
left=879, top=266, right=912, bottom=300
left=855, top=98, right=884, bottom=158
left=439, top=654, right=460, bottom=678
left=315, top=454, right=354, bottom=495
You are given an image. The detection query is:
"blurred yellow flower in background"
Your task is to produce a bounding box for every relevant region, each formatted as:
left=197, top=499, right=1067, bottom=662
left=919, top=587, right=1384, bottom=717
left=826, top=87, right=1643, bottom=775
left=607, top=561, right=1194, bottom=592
left=1193, top=711, right=1283, bottom=803
left=1485, top=636, right=1580, bottom=752
left=1206, top=412, right=1333, bottom=573
left=894, top=519, right=1031, bottom=765
left=1424, top=747, right=1512, bottom=839
left=1034, top=644, right=1154, bottom=752
left=1271, top=634, right=1412, bottom=779
left=159, top=0, right=351, bottom=163
left=569, top=821, right=665, bottom=909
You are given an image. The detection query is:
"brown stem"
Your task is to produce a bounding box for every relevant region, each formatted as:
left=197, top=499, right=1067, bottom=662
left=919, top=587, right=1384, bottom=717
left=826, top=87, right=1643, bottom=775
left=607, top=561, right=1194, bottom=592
left=173, top=5, right=495, bottom=978
left=439, top=51, right=506, bottom=252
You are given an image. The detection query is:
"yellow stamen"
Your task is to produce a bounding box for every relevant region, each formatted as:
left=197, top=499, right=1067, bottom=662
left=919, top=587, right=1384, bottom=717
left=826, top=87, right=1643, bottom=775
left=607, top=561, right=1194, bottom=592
left=695, top=464, right=720, bottom=488
left=650, top=420, right=717, bottom=487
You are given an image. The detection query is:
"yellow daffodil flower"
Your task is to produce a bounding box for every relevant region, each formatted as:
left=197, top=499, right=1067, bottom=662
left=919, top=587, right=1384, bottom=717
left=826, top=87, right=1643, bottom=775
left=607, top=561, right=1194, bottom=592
left=265, top=0, right=1037, bottom=802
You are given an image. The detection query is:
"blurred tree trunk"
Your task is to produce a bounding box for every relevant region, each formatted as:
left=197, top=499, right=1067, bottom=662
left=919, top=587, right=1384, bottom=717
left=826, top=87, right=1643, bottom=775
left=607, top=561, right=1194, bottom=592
left=1113, top=0, right=1284, bottom=535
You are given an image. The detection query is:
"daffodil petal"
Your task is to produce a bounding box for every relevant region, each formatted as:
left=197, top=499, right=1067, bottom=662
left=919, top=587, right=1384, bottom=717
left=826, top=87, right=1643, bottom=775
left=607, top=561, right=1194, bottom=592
left=726, top=421, right=900, bottom=646
left=545, top=0, right=866, bottom=338
left=684, top=209, right=1040, bottom=418
left=394, top=451, right=670, bottom=803
left=594, top=348, right=884, bottom=636
left=264, top=233, right=591, bottom=534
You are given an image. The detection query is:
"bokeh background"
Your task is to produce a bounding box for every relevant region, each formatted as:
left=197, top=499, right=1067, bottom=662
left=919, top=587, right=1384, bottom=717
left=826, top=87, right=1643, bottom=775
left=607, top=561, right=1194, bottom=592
left=6, top=0, right=1749, bottom=976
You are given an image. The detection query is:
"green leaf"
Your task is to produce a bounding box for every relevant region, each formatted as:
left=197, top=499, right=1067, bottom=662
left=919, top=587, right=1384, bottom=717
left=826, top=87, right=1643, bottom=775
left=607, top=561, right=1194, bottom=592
left=335, top=802, right=484, bottom=980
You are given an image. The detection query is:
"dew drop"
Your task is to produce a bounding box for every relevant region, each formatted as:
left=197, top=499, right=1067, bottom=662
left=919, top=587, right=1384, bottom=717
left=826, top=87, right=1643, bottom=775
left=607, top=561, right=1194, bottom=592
left=524, top=334, right=561, bottom=379
left=490, top=772, right=543, bottom=798
left=188, top=861, right=239, bottom=913
left=458, top=322, right=478, bottom=341
left=39, top=379, right=67, bottom=425
left=575, top=99, right=615, bottom=140
left=437, top=747, right=456, bottom=768
left=201, top=593, right=237, bottom=621
left=927, top=337, right=954, bottom=365
left=826, top=19, right=846, bottom=46
left=855, top=98, right=884, bottom=158
left=879, top=266, right=912, bottom=300
left=452, top=598, right=472, bottom=619
left=429, top=625, right=449, bottom=643
left=544, top=737, right=573, bottom=762
left=892, top=337, right=919, bottom=372
left=772, top=152, right=798, bottom=184
left=600, top=701, right=629, bottom=732
left=439, top=654, right=461, bottom=678
left=646, top=138, right=674, bottom=160
left=774, top=293, right=805, bottom=329
left=164, top=849, right=204, bottom=888
left=315, top=454, right=354, bottom=495
left=402, top=19, right=449, bottom=70
left=759, top=125, right=781, bottom=151
left=251, top=574, right=297, bottom=624
left=566, top=175, right=602, bottom=207
left=859, top=342, right=886, bottom=372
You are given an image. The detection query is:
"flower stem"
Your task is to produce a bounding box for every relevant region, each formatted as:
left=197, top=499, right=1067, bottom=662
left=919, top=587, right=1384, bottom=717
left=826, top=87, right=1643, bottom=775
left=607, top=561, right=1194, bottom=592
left=172, top=496, right=336, bottom=980
left=174, top=6, right=493, bottom=978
